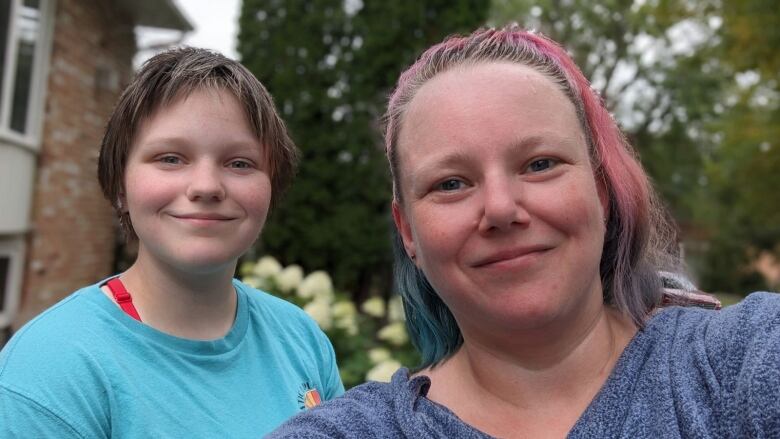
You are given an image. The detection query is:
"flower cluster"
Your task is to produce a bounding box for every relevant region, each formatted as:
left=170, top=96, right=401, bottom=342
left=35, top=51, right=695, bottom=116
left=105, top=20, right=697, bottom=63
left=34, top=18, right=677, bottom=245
left=240, top=256, right=419, bottom=388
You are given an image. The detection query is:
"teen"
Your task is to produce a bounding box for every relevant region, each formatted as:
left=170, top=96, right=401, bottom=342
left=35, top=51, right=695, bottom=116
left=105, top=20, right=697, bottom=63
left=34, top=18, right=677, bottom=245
left=0, top=48, right=343, bottom=437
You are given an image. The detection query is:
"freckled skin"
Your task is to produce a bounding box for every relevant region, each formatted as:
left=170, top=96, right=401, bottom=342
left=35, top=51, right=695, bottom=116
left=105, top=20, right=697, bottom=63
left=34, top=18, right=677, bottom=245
left=393, top=62, right=609, bottom=339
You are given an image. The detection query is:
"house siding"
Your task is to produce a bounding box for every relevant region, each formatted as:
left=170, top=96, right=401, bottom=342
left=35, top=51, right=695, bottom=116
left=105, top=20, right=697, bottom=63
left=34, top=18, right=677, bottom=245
left=13, top=0, right=136, bottom=328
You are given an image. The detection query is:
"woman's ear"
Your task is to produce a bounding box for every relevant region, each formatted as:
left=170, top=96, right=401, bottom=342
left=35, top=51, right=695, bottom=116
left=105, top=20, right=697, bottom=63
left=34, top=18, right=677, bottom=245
left=596, top=177, right=610, bottom=224
left=392, top=200, right=416, bottom=262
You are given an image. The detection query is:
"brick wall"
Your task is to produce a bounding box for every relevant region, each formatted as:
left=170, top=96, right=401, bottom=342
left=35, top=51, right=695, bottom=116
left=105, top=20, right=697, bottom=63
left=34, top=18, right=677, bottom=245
left=13, top=0, right=136, bottom=327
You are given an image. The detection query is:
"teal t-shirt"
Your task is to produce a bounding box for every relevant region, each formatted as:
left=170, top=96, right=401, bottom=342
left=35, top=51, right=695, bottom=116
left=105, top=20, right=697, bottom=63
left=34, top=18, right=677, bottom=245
left=0, top=279, right=344, bottom=438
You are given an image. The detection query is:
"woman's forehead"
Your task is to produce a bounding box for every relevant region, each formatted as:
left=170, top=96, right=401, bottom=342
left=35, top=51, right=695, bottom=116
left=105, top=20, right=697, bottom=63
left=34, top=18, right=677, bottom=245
left=397, top=62, right=583, bottom=158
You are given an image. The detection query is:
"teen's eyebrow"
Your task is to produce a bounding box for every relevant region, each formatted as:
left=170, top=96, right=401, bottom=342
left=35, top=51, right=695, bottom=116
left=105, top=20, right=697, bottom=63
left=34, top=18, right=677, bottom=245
left=136, top=136, right=188, bottom=148
left=138, top=135, right=263, bottom=152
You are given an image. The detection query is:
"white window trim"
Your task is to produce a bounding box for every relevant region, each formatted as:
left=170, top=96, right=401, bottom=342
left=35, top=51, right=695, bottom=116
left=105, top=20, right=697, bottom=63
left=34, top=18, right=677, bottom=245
left=0, top=236, right=25, bottom=328
left=0, top=0, right=56, bottom=152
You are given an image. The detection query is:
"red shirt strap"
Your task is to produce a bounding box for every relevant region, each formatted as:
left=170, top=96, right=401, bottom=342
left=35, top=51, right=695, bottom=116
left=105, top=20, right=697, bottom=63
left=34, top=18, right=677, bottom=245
left=106, top=278, right=142, bottom=322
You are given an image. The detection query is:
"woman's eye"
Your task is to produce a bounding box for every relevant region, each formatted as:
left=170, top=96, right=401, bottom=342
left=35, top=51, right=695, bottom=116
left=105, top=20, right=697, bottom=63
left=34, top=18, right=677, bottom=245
left=435, top=179, right=464, bottom=192
left=528, top=158, right=557, bottom=173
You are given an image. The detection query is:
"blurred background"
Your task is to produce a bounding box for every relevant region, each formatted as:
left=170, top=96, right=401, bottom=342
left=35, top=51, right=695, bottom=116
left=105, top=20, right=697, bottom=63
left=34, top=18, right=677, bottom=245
left=1, top=0, right=778, bottom=382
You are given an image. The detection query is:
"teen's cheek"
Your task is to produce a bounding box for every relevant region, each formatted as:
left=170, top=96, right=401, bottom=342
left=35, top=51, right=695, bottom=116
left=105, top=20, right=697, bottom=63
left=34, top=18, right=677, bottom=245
left=242, top=179, right=272, bottom=220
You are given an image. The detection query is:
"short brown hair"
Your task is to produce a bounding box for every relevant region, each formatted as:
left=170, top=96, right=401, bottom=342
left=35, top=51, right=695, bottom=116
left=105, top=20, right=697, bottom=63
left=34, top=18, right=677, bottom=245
left=98, top=47, right=299, bottom=240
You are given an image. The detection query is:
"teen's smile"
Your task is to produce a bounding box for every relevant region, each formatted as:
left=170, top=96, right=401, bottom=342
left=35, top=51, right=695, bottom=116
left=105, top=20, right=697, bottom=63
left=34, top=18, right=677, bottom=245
left=168, top=212, right=238, bottom=226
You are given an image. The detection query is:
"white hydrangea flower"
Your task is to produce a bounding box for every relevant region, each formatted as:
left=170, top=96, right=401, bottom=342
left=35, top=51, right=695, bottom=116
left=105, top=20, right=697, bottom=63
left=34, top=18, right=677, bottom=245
left=387, top=295, right=405, bottom=322
left=332, top=300, right=357, bottom=320
left=368, top=347, right=391, bottom=365
left=303, top=299, right=333, bottom=330
left=334, top=313, right=359, bottom=335
left=377, top=322, right=409, bottom=346
left=239, top=260, right=256, bottom=277
left=297, top=271, right=334, bottom=300
left=361, top=296, right=386, bottom=318
left=366, top=359, right=401, bottom=383
left=253, top=256, right=282, bottom=278
left=275, top=264, right=304, bottom=293
left=345, top=318, right=359, bottom=335
left=331, top=301, right=358, bottom=335
left=242, top=275, right=268, bottom=290
left=312, top=284, right=335, bottom=303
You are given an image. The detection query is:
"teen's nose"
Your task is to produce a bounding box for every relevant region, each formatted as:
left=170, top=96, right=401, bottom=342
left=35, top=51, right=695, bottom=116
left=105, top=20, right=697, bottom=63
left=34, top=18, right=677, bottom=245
left=186, top=162, right=226, bottom=201
left=478, top=174, right=529, bottom=233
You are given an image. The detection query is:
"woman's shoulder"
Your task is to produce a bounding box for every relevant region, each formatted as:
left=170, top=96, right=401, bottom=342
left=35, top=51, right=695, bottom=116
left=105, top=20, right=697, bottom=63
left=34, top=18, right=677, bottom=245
left=701, top=292, right=780, bottom=373
left=649, top=292, right=780, bottom=391
left=650, top=291, right=780, bottom=338
left=677, top=292, right=780, bottom=350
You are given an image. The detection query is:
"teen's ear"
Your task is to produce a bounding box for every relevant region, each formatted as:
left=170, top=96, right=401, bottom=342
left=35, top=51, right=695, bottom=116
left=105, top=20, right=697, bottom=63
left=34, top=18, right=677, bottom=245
left=392, top=200, right=416, bottom=263
left=117, top=192, right=128, bottom=213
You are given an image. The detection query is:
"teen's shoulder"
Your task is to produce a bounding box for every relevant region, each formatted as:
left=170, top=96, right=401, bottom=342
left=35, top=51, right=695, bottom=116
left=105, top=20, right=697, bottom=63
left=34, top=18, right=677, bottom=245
left=234, top=279, right=315, bottom=326
left=0, top=284, right=107, bottom=378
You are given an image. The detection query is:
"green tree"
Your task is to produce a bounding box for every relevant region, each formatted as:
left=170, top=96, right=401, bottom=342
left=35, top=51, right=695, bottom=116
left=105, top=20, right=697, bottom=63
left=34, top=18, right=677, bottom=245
left=238, top=0, right=490, bottom=298
left=693, top=0, right=780, bottom=293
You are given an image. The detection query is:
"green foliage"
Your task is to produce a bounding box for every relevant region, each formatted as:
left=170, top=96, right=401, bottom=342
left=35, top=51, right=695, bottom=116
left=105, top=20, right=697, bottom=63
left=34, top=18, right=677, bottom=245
left=490, top=0, right=780, bottom=293
left=240, top=256, right=420, bottom=389
left=692, top=0, right=780, bottom=293
left=238, top=0, right=490, bottom=297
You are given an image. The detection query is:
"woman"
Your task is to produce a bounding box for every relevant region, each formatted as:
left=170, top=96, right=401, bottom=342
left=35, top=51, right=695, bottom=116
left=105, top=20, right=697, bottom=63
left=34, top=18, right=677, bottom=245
left=0, top=48, right=343, bottom=437
left=270, top=26, right=780, bottom=438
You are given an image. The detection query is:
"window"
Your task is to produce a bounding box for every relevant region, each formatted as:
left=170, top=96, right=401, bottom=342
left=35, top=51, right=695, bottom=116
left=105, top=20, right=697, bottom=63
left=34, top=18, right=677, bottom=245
left=0, top=0, right=54, bottom=147
left=0, top=237, right=24, bottom=329
left=0, top=0, right=52, bottom=332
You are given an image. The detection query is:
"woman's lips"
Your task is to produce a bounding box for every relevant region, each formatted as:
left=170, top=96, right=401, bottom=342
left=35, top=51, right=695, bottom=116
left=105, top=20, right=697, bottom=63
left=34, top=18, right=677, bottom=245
left=471, top=245, right=552, bottom=268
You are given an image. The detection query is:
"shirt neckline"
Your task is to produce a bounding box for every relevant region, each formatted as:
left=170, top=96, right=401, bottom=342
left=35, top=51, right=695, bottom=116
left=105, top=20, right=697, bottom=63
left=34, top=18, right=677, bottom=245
left=86, top=277, right=250, bottom=356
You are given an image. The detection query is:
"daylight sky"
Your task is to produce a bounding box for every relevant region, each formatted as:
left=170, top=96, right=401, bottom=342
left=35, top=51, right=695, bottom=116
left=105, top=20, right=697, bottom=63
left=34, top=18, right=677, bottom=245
left=135, top=0, right=240, bottom=66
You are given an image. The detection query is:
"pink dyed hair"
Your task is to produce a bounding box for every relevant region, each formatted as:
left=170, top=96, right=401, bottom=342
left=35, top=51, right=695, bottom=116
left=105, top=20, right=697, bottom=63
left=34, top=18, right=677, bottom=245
left=385, top=26, right=677, bottom=333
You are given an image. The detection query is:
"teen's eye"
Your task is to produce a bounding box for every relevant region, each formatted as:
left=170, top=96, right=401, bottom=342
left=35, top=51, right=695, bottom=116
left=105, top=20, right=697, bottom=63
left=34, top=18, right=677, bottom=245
left=228, top=160, right=253, bottom=169
left=435, top=178, right=465, bottom=192
left=158, top=155, right=182, bottom=165
left=527, top=158, right=558, bottom=173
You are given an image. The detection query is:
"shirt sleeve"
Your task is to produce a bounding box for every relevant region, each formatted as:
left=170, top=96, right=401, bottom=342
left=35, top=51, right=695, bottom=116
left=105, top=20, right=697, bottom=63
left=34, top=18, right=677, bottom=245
left=0, top=385, right=93, bottom=438
left=318, top=328, right=345, bottom=400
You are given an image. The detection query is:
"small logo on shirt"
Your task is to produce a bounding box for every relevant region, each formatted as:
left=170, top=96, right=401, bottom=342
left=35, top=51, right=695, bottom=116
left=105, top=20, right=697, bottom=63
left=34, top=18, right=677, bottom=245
left=297, top=382, right=322, bottom=410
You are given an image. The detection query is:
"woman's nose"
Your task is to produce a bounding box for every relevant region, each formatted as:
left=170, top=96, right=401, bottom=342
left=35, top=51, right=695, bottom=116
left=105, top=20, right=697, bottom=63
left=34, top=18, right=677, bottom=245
left=185, top=162, right=226, bottom=201
left=478, top=176, right=529, bottom=233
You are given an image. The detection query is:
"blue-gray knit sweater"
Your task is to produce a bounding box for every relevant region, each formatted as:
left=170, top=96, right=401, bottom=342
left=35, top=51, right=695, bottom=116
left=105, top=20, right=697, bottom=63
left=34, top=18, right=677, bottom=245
left=269, top=292, right=780, bottom=438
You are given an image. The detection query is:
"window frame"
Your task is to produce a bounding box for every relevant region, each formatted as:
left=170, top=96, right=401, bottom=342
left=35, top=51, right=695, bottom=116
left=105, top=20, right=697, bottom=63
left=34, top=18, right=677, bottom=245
left=0, top=0, right=55, bottom=151
left=0, top=236, right=25, bottom=328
